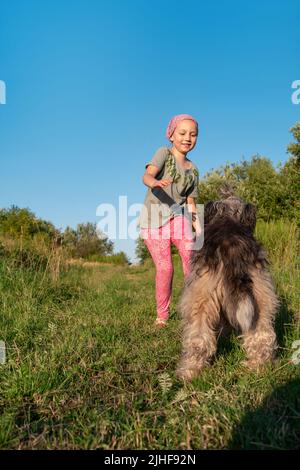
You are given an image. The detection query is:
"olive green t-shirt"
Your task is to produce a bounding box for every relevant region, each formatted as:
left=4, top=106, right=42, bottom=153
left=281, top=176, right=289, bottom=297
left=138, top=146, right=199, bottom=229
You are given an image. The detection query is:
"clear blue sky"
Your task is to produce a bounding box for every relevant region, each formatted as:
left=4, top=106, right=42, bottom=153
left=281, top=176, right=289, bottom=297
left=0, top=0, right=299, bottom=262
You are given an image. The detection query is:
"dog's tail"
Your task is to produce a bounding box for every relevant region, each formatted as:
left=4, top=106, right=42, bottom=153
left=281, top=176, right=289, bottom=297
left=220, top=236, right=257, bottom=333
left=235, top=296, right=255, bottom=333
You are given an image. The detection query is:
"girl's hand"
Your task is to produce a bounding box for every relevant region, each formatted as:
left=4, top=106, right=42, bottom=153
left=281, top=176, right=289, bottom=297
left=152, top=178, right=173, bottom=189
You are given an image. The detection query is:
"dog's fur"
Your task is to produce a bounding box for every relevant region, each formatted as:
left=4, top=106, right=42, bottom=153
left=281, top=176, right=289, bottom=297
left=176, top=186, right=279, bottom=380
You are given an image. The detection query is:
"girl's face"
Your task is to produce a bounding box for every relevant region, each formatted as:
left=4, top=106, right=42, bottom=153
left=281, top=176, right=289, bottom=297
left=170, top=119, right=198, bottom=154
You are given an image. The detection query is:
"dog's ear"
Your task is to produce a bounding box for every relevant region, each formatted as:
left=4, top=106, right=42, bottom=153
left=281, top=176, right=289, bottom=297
left=240, top=203, right=256, bottom=232
left=204, top=201, right=217, bottom=224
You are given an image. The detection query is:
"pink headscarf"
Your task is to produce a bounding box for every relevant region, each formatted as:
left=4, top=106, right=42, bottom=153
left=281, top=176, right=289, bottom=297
left=166, top=114, right=198, bottom=140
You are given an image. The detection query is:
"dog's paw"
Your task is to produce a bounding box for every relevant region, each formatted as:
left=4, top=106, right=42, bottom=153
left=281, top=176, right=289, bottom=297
left=176, top=367, right=199, bottom=381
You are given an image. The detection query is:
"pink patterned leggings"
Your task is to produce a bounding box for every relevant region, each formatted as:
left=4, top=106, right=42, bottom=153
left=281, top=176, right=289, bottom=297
left=140, top=215, right=195, bottom=321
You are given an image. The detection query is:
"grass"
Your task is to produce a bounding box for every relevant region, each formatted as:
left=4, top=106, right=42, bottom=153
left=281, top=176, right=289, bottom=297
left=0, top=220, right=299, bottom=449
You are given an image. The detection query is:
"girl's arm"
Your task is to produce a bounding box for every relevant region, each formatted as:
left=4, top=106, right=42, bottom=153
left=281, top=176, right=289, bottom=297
left=142, top=165, right=172, bottom=189
left=187, top=196, right=202, bottom=236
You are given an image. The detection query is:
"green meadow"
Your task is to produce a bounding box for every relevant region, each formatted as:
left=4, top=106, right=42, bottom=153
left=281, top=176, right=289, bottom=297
left=0, top=219, right=299, bottom=449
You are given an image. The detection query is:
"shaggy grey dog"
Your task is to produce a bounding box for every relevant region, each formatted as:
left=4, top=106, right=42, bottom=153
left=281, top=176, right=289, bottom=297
left=176, top=186, right=279, bottom=381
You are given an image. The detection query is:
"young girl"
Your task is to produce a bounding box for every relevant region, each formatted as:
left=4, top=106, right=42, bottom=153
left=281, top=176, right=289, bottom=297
left=139, top=114, right=202, bottom=328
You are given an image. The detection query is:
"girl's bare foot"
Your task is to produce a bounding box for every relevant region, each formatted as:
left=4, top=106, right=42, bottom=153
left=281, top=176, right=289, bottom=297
left=154, top=318, right=167, bottom=328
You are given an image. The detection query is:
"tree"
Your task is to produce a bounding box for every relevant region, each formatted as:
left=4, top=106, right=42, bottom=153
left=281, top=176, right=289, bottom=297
left=135, top=236, right=149, bottom=263
left=287, top=122, right=300, bottom=162
left=198, top=163, right=240, bottom=204
left=198, top=156, right=284, bottom=221
left=238, top=156, right=284, bottom=220
left=281, top=123, right=300, bottom=224
left=0, top=205, right=58, bottom=241
left=62, top=222, right=113, bottom=258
